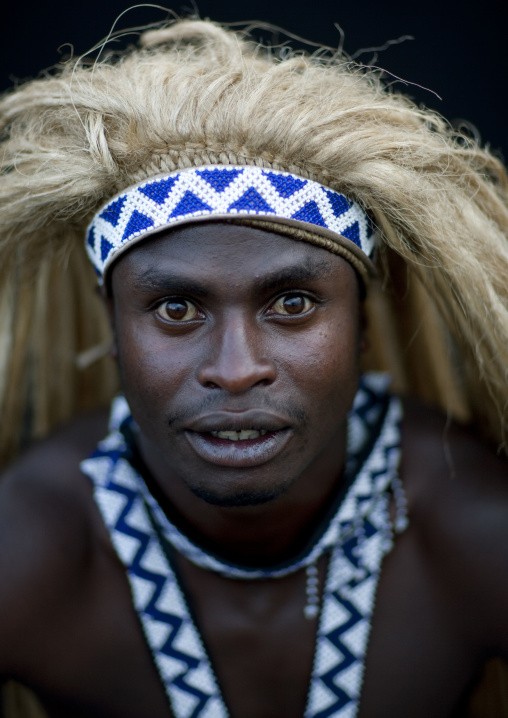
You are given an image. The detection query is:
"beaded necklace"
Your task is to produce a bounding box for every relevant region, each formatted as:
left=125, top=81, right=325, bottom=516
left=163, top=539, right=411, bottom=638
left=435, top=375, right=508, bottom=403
left=81, top=374, right=407, bottom=718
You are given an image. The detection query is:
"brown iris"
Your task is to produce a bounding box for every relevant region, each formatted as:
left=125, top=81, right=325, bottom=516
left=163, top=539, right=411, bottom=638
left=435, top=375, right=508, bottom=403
left=272, top=294, right=313, bottom=316
left=156, top=299, right=199, bottom=322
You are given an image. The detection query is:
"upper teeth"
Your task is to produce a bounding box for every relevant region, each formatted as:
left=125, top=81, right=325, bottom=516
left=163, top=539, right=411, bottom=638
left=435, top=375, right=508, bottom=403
left=210, top=429, right=267, bottom=440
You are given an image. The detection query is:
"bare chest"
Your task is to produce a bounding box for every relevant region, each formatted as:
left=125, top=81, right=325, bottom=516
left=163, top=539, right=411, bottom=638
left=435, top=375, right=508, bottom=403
left=172, top=554, right=327, bottom=718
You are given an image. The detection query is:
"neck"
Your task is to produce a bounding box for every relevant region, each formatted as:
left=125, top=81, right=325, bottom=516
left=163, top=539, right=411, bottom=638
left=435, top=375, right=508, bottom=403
left=134, top=425, right=349, bottom=567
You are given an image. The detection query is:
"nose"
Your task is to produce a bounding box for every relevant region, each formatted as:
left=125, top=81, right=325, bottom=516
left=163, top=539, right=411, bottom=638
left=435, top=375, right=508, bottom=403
left=197, top=313, right=276, bottom=393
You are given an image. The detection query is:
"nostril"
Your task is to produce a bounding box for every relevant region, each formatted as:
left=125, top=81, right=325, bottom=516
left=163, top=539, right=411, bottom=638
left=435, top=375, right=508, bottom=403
left=257, top=378, right=272, bottom=388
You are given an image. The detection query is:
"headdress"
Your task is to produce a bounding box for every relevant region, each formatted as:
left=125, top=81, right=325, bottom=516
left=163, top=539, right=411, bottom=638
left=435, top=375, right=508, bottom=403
left=1, top=18, right=508, bottom=470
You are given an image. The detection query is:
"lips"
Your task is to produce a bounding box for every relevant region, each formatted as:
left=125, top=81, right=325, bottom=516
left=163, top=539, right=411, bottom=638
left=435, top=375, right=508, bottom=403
left=185, top=409, right=289, bottom=434
left=183, top=409, right=292, bottom=467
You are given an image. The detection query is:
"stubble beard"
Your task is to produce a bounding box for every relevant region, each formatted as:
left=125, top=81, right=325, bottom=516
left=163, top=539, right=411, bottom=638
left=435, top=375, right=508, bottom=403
left=188, top=471, right=299, bottom=507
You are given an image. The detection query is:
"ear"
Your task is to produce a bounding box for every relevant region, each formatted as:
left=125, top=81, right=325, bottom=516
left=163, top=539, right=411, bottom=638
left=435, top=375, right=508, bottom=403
left=98, top=284, right=118, bottom=359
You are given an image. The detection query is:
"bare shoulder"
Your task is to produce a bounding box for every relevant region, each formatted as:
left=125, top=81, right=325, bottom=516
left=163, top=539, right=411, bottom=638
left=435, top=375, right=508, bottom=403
left=0, top=409, right=111, bottom=673
left=0, top=407, right=110, bottom=532
left=400, top=397, right=508, bottom=648
left=401, top=397, right=508, bottom=515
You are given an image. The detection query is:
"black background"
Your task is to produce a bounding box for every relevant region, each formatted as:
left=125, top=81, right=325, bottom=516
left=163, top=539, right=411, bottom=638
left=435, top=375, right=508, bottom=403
left=1, top=1, right=506, bottom=161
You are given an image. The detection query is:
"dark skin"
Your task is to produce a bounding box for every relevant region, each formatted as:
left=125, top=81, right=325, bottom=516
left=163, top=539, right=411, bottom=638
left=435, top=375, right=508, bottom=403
left=0, top=223, right=508, bottom=717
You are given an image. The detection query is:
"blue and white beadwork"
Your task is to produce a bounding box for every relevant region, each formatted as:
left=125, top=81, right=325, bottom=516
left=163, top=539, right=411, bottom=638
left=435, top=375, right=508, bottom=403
left=81, top=374, right=406, bottom=718
left=86, top=165, right=376, bottom=279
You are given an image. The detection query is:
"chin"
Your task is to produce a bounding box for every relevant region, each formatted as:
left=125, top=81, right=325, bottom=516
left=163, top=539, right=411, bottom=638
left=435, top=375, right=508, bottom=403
left=189, top=481, right=290, bottom=508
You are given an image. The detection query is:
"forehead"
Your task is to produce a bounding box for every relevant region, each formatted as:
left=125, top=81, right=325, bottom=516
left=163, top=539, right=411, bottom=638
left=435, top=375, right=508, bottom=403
left=110, top=221, right=355, bottom=289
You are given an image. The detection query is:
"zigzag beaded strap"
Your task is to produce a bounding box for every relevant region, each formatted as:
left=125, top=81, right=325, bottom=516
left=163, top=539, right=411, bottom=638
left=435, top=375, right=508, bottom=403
left=86, top=165, right=377, bottom=282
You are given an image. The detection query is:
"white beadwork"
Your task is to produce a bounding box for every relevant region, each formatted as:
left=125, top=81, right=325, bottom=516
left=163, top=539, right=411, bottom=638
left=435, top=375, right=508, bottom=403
left=305, top=562, right=321, bottom=619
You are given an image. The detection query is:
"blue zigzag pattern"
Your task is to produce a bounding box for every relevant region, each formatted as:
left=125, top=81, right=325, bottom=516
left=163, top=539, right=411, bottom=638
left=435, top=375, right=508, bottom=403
left=319, top=594, right=363, bottom=716
left=86, top=165, right=376, bottom=278
left=111, top=487, right=194, bottom=666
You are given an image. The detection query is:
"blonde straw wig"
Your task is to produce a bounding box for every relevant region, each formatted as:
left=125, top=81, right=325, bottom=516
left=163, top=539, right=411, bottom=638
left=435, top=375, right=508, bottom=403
left=1, top=17, right=508, bottom=469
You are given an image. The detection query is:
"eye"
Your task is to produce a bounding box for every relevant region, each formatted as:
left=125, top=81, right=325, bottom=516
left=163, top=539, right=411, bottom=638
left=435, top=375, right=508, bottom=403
left=271, top=294, right=314, bottom=316
left=155, top=299, right=201, bottom=322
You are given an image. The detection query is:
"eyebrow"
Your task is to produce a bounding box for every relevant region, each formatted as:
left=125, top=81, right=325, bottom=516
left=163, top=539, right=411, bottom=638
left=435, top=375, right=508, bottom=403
left=129, top=258, right=334, bottom=295
left=129, top=268, right=209, bottom=296
left=256, top=259, right=334, bottom=293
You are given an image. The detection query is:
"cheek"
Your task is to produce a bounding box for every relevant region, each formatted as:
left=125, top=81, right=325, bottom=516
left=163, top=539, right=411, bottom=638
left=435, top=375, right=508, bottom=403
left=114, top=318, right=193, bottom=414
left=274, top=312, right=361, bottom=412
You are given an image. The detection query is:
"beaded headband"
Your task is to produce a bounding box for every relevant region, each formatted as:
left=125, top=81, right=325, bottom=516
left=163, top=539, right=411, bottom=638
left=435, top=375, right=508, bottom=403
left=86, top=165, right=377, bottom=283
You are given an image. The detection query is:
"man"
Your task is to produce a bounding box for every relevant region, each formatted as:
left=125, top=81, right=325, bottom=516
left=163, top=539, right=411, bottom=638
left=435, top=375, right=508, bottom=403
left=1, top=18, right=508, bottom=718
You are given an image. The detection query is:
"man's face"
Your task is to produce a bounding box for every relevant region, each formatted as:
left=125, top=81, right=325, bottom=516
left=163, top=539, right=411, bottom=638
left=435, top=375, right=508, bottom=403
left=109, top=222, right=363, bottom=507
